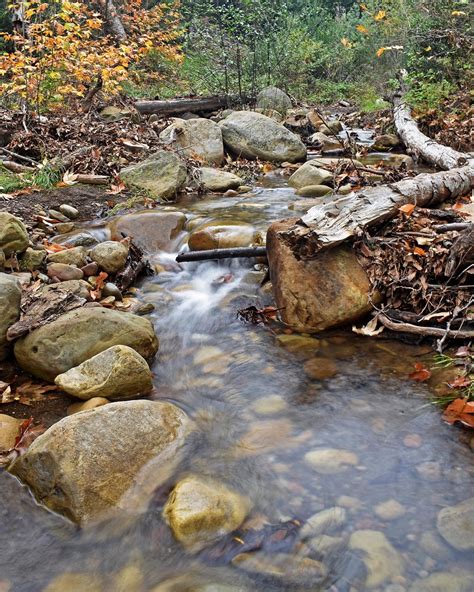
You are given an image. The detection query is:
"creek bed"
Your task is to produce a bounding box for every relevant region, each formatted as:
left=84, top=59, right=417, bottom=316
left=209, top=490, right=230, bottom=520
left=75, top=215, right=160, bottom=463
left=1, top=164, right=473, bottom=592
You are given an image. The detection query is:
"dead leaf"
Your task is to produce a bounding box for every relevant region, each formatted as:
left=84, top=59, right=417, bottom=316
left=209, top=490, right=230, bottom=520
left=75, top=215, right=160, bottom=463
left=352, top=316, right=384, bottom=336
left=399, top=203, right=416, bottom=215
left=442, top=398, right=474, bottom=427
left=409, top=362, right=431, bottom=382
left=107, top=180, right=126, bottom=194
left=13, top=418, right=46, bottom=454
left=61, top=170, right=79, bottom=186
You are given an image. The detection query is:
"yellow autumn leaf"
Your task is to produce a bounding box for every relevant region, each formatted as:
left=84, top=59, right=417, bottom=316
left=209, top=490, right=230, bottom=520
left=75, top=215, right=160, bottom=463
left=376, top=47, right=386, bottom=57
left=359, top=3, right=368, bottom=11
left=424, top=46, right=432, bottom=52
left=451, top=10, right=466, bottom=16
left=374, top=10, right=386, bottom=21
left=356, top=24, right=369, bottom=34
left=341, top=37, right=352, bottom=48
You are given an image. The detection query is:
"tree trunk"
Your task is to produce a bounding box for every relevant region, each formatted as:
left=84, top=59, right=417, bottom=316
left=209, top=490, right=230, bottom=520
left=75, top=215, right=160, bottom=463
left=134, top=95, right=247, bottom=116
left=104, top=0, right=127, bottom=42
left=280, top=165, right=473, bottom=259
left=393, top=89, right=468, bottom=170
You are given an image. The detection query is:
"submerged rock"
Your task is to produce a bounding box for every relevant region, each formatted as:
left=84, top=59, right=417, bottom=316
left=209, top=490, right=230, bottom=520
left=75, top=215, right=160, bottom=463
left=349, top=529, right=405, bottom=588
left=55, top=345, right=153, bottom=400
left=0, top=272, right=21, bottom=361
left=160, top=118, right=224, bottom=165
left=305, top=448, right=358, bottom=474
left=256, top=86, right=292, bottom=116
left=10, top=400, right=191, bottom=524
left=110, top=211, right=186, bottom=253
left=267, top=220, right=374, bottom=332
left=0, top=212, right=29, bottom=255
left=296, top=185, right=333, bottom=197
left=219, top=111, right=306, bottom=163
left=409, top=572, right=474, bottom=592
left=90, top=241, right=129, bottom=273
left=289, top=161, right=332, bottom=190
left=200, top=167, right=243, bottom=192
left=163, top=474, right=251, bottom=550
left=188, top=223, right=261, bottom=251
left=436, top=497, right=474, bottom=550
left=300, top=507, right=347, bottom=538
left=14, top=307, right=159, bottom=381
left=120, top=151, right=187, bottom=199
left=232, top=552, right=327, bottom=586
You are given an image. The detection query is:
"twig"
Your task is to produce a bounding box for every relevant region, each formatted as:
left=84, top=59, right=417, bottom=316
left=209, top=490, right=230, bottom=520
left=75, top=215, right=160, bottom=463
left=434, top=223, right=472, bottom=233
left=379, top=313, right=474, bottom=339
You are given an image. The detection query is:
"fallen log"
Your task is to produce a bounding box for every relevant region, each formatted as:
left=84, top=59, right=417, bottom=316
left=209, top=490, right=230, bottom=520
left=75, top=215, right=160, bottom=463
left=135, top=96, right=247, bottom=116
left=280, top=164, right=473, bottom=259
left=176, top=246, right=267, bottom=263
left=393, top=89, right=468, bottom=170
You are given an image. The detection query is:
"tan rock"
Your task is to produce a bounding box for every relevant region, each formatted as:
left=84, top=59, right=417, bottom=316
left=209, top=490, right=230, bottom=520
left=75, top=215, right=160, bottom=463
left=200, top=167, right=243, bottom=192
left=0, top=213, right=29, bottom=255
left=19, top=247, right=47, bottom=271
left=374, top=499, right=406, bottom=521
left=288, top=162, right=332, bottom=190
left=90, top=241, right=129, bottom=273
left=0, top=272, right=21, bottom=361
left=41, top=279, right=92, bottom=300
left=14, top=307, right=158, bottom=381
left=110, top=211, right=186, bottom=253
left=296, top=185, right=333, bottom=197
left=10, top=400, right=191, bottom=524
left=163, top=474, right=251, bottom=550
left=47, top=262, right=83, bottom=281
left=267, top=219, right=375, bottom=332
left=160, top=118, right=224, bottom=165
left=120, top=151, right=187, bottom=199
left=305, top=448, right=358, bottom=474
left=232, top=553, right=326, bottom=586
left=67, top=397, right=110, bottom=415
left=56, top=345, right=152, bottom=400
left=0, top=413, right=22, bottom=451
left=47, top=246, right=88, bottom=267
left=188, top=223, right=261, bottom=251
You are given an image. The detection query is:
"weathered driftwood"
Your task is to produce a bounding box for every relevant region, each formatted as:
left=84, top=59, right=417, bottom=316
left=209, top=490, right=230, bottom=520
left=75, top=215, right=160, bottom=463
left=393, top=90, right=468, bottom=170
left=135, top=96, right=245, bottom=116
left=280, top=164, right=474, bottom=259
left=176, top=246, right=267, bottom=263
left=378, top=314, right=474, bottom=340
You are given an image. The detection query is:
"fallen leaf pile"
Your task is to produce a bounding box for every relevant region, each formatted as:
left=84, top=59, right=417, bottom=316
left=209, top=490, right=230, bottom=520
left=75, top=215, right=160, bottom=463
left=355, top=204, right=473, bottom=328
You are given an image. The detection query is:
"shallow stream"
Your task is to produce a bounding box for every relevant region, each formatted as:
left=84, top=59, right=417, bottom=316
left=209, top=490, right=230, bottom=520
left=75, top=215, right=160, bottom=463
left=1, top=161, right=473, bottom=592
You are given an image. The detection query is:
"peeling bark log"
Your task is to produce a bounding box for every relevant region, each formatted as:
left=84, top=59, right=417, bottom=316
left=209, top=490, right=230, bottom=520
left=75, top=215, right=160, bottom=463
left=393, top=90, right=468, bottom=170
left=135, top=96, right=245, bottom=116
left=280, top=164, right=474, bottom=259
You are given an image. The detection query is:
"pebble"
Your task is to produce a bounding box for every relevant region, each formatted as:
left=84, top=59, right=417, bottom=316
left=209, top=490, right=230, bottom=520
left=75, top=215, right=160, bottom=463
left=303, top=357, right=337, bottom=380
left=223, top=189, right=239, bottom=197
left=47, top=263, right=83, bottom=281
left=403, top=433, right=422, bottom=448
left=305, top=448, right=359, bottom=474
left=59, top=204, right=79, bottom=220
left=81, top=262, right=99, bottom=277
left=237, top=185, right=252, bottom=193
left=54, top=222, right=75, bottom=233
left=102, top=282, right=123, bottom=301
left=374, top=499, right=406, bottom=521
left=67, top=397, right=110, bottom=415
left=300, top=507, right=347, bottom=538
left=49, top=209, right=70, bottom=223
left=251, top=395, right=288, bottom=415
left=336, top=495, right=363, bottom=510
left=416, top=461, right=442, bottom=481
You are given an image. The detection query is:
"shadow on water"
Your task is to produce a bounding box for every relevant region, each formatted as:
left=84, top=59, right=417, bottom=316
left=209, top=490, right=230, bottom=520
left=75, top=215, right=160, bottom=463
left=1, top=173, right=474, bottom=591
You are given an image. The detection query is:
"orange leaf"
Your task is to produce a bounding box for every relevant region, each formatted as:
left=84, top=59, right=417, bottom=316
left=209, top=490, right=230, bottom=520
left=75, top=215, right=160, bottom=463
left=374, top=10, right=386, bottom=21
left=409, top=362, right=431, bottom=382
left=356, top=24, right=369, bottom=34
left=413, top=246, right=427, bottom=256
left=376, top=47, right=386, bottom=58
left=448, top=375, right=472, bottom=389
left=442, top=398, right=474, bottom=427
left=399, top=203, right=416, bottom=215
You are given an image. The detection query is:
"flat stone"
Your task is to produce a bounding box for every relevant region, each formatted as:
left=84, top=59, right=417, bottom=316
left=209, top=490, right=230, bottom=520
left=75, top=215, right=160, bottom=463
left=289, top=162, right=333, bottom=190
left=10, top=400, right=191, bottom=524
left=296, top=185, right=333, bottom=197
left=251, top=395, right=287, bottom=415
left=436, top=497, right=474, bottom=550
left=305, top=448, right=358, bottom=474
left=47, top=246, right=88, bottom=267
left=47, top=262, right=83, bottom=281
left=55, top=345, right=153, bottom=400
left=374, top=499, right=406, bottom=521
left=349, top=529, right=405, bottom=588
left=164, top=474, right=251, bottom=550
left=59, top=204, right=79, bottom=220
left=0, top=413, right=22, bottom=451
left=41, top=279, right=92, bottom=300
left=200, top=167, right=243, bottom=192
left=232, top=553, right=326, bottom=586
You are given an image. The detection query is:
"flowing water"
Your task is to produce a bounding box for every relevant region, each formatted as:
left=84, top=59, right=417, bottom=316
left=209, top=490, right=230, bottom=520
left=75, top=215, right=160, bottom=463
left=1, top=162, right=474, bottom=592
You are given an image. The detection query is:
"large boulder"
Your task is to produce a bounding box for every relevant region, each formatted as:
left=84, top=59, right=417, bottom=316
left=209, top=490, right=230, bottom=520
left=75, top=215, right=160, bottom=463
left=267, top=219, right=374, bottom=332
left=0, top=272, right=21, bottom=361
left=289, top=162, right=333, bottom=190
left=188, top=223, right=261, bottom=251
left=0, top=212, right=29, bottom=255
left=120, top=151, right=187, bottom=199
left=160, top=118, right=225, bottom=165
left=110, top=211, right=186, bottom=253
left=14, top=307, right=159, bottom=381
left=55, top=345, right=153, bottom=400
left=10, top=400, right=191, bottom=524
left=200, top=167, right=243, bottom=192
left=219, top=111, right=306, bottom=163
left=436, top=497, right=474, bottom=551
left=256, top=86, right=292, bottom=116
left=163, top=474, right=251, bottom=550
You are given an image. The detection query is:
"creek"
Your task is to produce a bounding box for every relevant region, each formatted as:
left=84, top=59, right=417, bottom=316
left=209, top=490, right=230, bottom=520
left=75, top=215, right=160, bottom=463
left=1, top=157, right=473, bottom=592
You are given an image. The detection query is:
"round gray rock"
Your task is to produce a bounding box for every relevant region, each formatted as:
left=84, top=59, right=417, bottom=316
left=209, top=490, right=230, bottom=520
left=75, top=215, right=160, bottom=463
left=90, top=241, right=129, bottom=273
left=256, top=86, right=292, bottom=116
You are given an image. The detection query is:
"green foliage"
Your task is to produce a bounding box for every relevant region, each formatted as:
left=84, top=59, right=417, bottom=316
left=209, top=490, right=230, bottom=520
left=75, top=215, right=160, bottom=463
left=0, top=165, right=26, bottom=193
left=405, top=75, right=456, bottom=111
